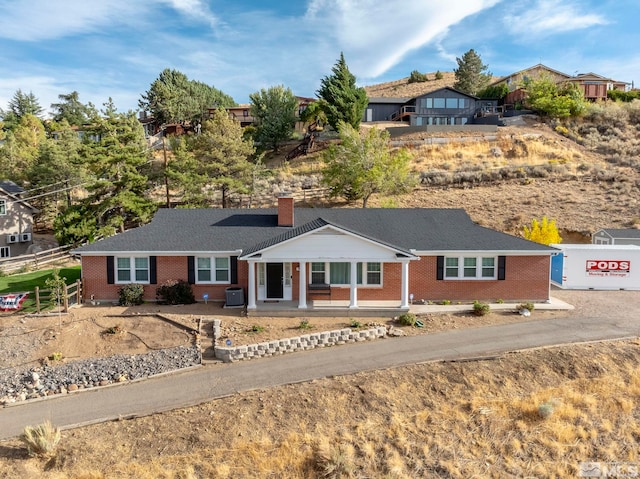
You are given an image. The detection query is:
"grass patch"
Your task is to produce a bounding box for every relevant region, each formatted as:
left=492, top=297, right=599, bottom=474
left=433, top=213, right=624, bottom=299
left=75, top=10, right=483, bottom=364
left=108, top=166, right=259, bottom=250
left=0, top=266, right=81, bottom=294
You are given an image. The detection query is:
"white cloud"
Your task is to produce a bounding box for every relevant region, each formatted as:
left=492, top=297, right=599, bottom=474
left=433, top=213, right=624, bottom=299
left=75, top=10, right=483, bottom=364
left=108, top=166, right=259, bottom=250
left=304, top=0, right=501, bottom=79
left=159, top=0, right=218, bottom=27
left=0, top=0, right=143, bottom=42
left=503, top=0, right=608, bottom=36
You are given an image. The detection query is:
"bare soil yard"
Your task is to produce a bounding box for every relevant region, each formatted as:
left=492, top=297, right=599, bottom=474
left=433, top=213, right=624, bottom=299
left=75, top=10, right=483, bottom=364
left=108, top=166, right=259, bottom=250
left=1, top=290, right=639, bottom=478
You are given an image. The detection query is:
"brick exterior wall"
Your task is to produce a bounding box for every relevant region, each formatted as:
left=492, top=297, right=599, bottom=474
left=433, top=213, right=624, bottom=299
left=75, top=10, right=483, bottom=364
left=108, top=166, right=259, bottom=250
left=81, top=255, right=550, bottom=303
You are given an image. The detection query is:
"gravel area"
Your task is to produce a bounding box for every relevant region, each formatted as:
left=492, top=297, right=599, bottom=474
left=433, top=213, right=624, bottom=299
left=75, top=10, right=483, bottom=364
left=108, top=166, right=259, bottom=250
left=0, top=345, right=200, bottom=405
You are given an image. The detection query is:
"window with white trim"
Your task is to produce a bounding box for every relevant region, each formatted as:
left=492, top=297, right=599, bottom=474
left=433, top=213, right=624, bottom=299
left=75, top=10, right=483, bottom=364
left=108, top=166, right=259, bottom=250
left=311, top=262, right=326, bottom=284
left=357, top=262, right=382, bottom=285
left=445, top=256, right=497, bottom=279
left=0, top=199, right=6, bottom=215
left=196, top=256, right=230, bottom=283
left=0, top=246, right=9, bottom=258
left=311, top=262, right=383, bottom=286
left=116, top=256, right=149, bottom=283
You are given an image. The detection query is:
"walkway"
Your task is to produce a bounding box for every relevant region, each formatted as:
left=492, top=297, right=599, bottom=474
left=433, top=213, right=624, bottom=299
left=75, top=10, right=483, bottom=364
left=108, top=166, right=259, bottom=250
left=0, top=290, right=637, bottom=440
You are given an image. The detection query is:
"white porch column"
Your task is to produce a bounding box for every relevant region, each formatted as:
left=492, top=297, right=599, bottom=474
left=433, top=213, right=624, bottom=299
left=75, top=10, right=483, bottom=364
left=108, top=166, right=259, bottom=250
left=349, top=261, right=358, bottom=309
left=247, top=260, right=257, bottom=309
left=400, top=260, right=410, bottom=308
left=298, top=261, right=307, bottom=309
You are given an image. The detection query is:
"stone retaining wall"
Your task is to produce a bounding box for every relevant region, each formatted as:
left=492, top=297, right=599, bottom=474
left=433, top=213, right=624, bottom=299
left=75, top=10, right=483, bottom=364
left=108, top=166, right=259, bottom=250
left=214, top=326, right=387, bottom=363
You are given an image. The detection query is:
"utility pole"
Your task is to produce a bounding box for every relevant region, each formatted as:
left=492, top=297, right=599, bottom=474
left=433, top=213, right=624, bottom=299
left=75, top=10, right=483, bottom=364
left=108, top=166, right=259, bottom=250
left=163, top=135, right=170, bottom=208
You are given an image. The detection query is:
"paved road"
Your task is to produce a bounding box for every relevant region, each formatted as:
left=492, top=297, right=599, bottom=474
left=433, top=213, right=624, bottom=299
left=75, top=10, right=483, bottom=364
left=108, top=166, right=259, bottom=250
left=1, top=294, right=639, bottom=440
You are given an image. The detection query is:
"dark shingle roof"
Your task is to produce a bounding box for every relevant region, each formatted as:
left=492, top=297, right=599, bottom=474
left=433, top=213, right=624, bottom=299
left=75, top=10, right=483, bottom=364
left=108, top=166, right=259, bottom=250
left=0, top=180, right=25, bottom=195
left=74, top=208, right=556, bottom=255
left=598, top=229, right=640, bottom=239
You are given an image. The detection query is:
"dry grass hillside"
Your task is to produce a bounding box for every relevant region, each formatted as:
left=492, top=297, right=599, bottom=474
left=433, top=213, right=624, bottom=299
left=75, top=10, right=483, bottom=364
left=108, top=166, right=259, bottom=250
left=2, top=338, right=640, bottom=478
left=364, top=71, right=457, bottom=98
left=272, top=111, right=639, bottom=240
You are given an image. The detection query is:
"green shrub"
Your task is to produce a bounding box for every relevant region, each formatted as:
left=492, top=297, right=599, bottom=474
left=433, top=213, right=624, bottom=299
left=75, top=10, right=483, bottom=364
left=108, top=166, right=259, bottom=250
left=349, top=319, right=362, bottom=328
left=473, top=300, right=490, bottom=316
left=441, top=299, right=451, bottom=305
left=517, top=302, right=535, bottom=312
left=118, top=283, right=144, bottom=306
left=408, top=70, right=429, bottom=83
left=299, top=319, right=313, bottom=330
left=538, top=401, right=555, bottom=419
left=249, top=324, right=265, bottom=333
left=435, top=70, right=443, bottom=80
left=156, top=279, right=196, bottom=305
left=21, top=421, right=61, bottom=456
left=398, top=313, right=416, bottom=326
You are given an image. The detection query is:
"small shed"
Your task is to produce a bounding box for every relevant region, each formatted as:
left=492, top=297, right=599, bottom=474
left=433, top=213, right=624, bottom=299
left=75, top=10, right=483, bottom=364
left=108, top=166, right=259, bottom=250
left=592, top=228, right=640, bottom=246
left=551, top=244, right=640, bottom=290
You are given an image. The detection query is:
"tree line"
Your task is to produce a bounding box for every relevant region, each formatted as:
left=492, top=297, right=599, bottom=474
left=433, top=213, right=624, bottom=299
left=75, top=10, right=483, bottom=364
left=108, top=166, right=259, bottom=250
left=0, top=53, right=391, bottom=246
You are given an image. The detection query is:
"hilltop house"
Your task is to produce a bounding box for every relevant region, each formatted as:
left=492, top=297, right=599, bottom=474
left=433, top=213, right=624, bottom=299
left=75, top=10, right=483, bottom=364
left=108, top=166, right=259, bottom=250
left=74, top=197, right=556, bottom=315
left=364, top=87, right=500, bottom=127
left=0, top=181, right=38, bottom=258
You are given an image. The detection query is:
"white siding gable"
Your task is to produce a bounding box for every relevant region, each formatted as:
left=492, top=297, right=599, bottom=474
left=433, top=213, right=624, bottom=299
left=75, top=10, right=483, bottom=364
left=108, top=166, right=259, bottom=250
left=257, top=226, right=404, bottom=261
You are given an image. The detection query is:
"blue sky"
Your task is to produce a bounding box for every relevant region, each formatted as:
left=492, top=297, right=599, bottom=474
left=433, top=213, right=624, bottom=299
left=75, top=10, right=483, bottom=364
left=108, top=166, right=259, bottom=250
left=0, top=0, right=638, bottom=116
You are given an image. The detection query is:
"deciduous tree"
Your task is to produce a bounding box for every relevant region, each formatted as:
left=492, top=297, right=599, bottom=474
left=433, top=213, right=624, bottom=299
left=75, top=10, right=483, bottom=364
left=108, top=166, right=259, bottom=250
left=322, top=123, right=416, bottom=208
left=523, top=217, right=562, bottom=245
left=249, top=85, right=298, bottom=152
left=453, top=49, right=492, bottom=96
left=317, top=53, right=368, bottom=130
left=524, top=75, right=586, bottom=118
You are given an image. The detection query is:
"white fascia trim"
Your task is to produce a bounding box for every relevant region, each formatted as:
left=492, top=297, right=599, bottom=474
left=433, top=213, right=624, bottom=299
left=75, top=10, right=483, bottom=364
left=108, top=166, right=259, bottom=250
left=412, top=250, right=557, bottom=256
left=238, top=223, right=418, bottom=260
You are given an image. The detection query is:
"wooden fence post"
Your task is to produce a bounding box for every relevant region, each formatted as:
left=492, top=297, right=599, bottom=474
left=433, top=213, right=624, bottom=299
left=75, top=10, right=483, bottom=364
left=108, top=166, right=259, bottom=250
left=35, top=286, right=40, bottom=313
left=63, top=283, right=69, bottom=312
left=76, top=280, right=82, bottom=305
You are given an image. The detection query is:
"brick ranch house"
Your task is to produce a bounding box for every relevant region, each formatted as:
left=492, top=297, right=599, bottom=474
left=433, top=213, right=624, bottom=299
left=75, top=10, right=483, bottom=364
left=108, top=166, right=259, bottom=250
left=74, top=197, right=556, bottom=314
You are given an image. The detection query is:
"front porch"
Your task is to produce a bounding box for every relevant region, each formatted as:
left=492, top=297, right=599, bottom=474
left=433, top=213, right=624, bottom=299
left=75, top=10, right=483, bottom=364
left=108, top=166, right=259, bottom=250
left=246, top=299, right=410, bottom=317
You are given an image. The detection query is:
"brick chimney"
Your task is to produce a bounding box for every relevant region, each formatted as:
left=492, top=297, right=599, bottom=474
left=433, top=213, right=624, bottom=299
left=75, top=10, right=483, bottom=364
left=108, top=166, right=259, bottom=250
left=277, top=195, right=294, bottom=227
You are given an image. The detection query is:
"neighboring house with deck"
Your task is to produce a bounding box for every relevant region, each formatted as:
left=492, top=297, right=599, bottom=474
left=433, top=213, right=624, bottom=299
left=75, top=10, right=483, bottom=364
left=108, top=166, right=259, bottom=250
left=364, top=87, right=500, bottom=127
left=592, top=229, right=640, bottom=246
left=74, top=197, right=556, bottom=315
left=490, top=64, right=630, bottom=106
left=0, top=181, right=38, bottom=258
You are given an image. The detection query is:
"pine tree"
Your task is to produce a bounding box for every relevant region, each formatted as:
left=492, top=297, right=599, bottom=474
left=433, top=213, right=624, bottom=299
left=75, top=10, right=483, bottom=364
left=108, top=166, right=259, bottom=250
left=317, top=53, right=368, bottom=130
left=55, top=101, right=157, bottom=244
left=453, top=49, right=492, bottom=96
left=168, top=108, right=255, bottom=208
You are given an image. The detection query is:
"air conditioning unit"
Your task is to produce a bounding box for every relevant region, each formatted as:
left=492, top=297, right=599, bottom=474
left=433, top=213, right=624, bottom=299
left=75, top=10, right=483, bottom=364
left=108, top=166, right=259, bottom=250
left=21, top=233, right=31, bottom=242
left=6, top=234, right=18, bottom=244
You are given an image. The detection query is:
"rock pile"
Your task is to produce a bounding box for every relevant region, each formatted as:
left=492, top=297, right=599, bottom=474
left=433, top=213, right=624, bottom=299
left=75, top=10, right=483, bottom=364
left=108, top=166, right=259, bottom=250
left=0, top=345, right=200, bottom=405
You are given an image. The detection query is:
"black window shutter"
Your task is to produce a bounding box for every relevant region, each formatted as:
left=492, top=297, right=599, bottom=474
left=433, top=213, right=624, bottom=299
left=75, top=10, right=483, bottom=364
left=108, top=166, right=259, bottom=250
left=230, top=256, right=238, bottom=284
left=436, top=256, right=444, bottom=280
left=107, top=256, right=114, bottom=284
left=498, top=256, right=506, bottom=280
left=149, top=256, right=157, bottom=284
left=187, top=256, right=195, bottom=284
